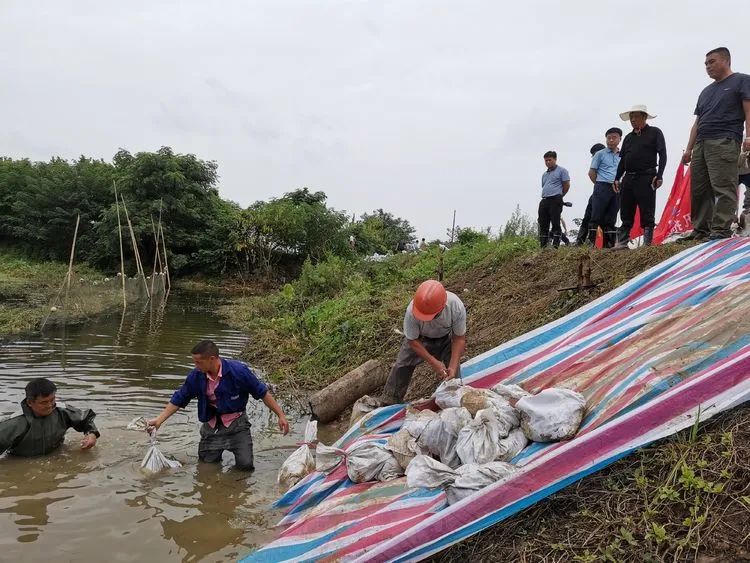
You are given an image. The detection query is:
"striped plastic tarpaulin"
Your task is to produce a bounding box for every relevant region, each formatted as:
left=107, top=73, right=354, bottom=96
left=244, top=239, right=750, bottom=563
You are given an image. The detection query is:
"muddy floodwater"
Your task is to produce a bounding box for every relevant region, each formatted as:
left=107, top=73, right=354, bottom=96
left=0, top=293, right=325, bottom=562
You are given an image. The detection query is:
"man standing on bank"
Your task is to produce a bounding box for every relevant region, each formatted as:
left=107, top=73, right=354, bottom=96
left=614, top=105, right=667, bottom=247
left=575, top=143, right=606, bottom=246
left=538, top=151, right=571, bottom=248
left=147, top=340, right=289, bottom=471
left=381, top=280, right=466, bottom=405
left=681, top=47, right=750, bottom=241
left=588, top=128, right=623, bottom=247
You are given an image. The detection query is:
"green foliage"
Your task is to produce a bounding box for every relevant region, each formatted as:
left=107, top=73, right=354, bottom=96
left=223, top=236, right=535, bottom=386
left=455, top=226, right=490, bottom=246
left=499, top=205, right=537, bottom=238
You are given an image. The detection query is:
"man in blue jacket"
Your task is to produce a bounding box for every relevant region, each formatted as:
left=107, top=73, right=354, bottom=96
left=147, top=340, right=289, bottom=471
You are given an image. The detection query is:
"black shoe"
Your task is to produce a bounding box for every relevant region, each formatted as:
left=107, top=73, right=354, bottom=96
left=708, top=233, right=730, bottom=240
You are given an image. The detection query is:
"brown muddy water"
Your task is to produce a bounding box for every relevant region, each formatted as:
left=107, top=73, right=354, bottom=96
left=0, top=293, right=330, bottom=562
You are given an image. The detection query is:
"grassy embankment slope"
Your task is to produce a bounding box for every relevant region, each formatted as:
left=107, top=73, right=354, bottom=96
left=0, top=249, right=120, bottom=338
left=227, top=239, right=749, bottom=562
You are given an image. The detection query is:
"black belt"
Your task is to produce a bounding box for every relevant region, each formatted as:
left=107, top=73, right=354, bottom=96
left=625, top=170, right=656, bottom=177
left=542, top=194, right=563, bottom=199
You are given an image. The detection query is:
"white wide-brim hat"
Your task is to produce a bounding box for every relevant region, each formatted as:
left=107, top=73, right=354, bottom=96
left=619, top=104, right=657, bottom=121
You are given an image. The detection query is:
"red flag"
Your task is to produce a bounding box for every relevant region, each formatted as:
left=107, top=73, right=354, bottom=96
left=653, top=166, right=692, bottom=245
left=630, top=209, right=643, bottom=240
left=595, top=226, right=604, bottom=249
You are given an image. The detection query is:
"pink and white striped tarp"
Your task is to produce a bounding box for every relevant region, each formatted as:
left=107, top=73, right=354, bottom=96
left=244, top=239, right=750, bottom=562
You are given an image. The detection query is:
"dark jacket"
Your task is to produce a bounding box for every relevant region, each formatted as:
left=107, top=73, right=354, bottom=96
left=0, top=400, right=99, bottom=457
left=615, top=124, right=667, bottom=180
left=169, top=358, right=268, bottom=423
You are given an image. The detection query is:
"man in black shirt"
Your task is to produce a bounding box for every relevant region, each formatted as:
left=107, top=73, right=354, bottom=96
left=614, top=105, right=667, bottom=247
left=681, top=47, right=750, bottom=240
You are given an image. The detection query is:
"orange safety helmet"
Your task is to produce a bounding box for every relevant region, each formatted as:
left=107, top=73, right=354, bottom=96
left=412, top=280, right=447, bottom=321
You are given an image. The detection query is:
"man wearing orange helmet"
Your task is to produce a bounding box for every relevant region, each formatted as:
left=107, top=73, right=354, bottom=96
left=381, top=279, right=467, bottom=405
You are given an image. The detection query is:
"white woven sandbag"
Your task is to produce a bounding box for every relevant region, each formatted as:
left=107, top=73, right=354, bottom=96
left=456, top=408, right=502, bottom=465
left=490, top=383, right=531, bottom=406
left=417, top=407, right=472, bottom=469
left=386, top=427, right=425, bottom=470
left=433, top=379, right=468, bottom=409
left=315, top=442, right=346, bottom=474
left=496, top=427, right=528, bottom=462
left=516, top=388, right=587, bottom=442
left=405, top=455, right=458, bottom=489
left=347, top=442, right=403, bottom=483
left=446, top=461, right=518, bottom=504
left=401, top=408, right=438, bottom=440
left=140, top=433, right=181, bottom=472
left=350, top=395, right=384, bottom=427
left=278, top=420, right=318, bottom=489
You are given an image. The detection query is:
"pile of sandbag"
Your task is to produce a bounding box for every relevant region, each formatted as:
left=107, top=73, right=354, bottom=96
left=397, top=380, right=587, bottom=502
left=277, top=382, right=587, bottom=502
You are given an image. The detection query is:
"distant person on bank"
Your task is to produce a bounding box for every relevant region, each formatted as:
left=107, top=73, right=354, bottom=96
left=588, top=128, right=623, bottom=247
left=0, top=378, right=99, bottom=457
left=575, top=143, right=606, bottom=246
left=381, top=280, right=467, bottom=405
left=147, top=340, right=289, bottom=471
left=538, top=150, right=571, bottom=248
left=681, top=47, right=750, bottom=241
left=614, top=105, right=667, bottom=247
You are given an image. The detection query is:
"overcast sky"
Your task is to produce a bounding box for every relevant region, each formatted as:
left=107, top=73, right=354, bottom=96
left=0, top=1, right=746, bottom=240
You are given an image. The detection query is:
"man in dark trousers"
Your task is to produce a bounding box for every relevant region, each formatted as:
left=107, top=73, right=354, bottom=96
left=614, top=105, right=667, bottom=247
left=588, top=129, right=623, bottom=247
left=681, top=47, right=750, bottom=241
left=147, top=340, right=289, bottom=471
left=0, top=378, right=99, bottom=457
left=381, top=280, right=466, bottom=405
left=537, top=150, right=570, bottom=248
left=575, top=143, right=606, bottom=246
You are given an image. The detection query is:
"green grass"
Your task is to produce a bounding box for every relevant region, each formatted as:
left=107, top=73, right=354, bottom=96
left=0, top=249, right=119, bottom=338
left=220, top=238, right=537, bottom=387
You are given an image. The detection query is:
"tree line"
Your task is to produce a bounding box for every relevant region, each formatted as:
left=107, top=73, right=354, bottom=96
left=0, top=147, right=416, bottom=278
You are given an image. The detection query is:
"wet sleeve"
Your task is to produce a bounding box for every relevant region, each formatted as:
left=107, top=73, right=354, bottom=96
left=0, top=417, right=29, bottom=456
left=61, top=405, right=100, bottom=437
left=239, top=364, right=268, bottom=400
left=656, top=129, right=667, bottom=180
left=170, top=373, right=198, bottom=408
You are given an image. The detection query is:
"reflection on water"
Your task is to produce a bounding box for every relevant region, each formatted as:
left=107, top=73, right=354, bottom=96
left=0, top=293, right=305, bottom=562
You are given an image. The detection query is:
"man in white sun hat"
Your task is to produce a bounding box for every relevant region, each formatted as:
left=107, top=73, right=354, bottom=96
left=613, top=104, right=667, bottom=247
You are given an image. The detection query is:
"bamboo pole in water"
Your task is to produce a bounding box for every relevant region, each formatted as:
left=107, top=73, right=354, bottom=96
left=114, top=182, right=127, bottom=307
left=120, top=195, right=150, bottom=299
left=149, top=215, right=161, bottom=297
left=63, top=214, right=81, bottom=312
left=159, top=223, right=171, bottom=293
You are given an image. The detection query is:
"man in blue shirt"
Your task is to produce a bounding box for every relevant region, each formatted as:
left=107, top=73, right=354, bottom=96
left=588, top=128, right=622, bottom=247
left=147, top=340, right=289, bottom=471
left=538, top=150, right=570, bottom=248
left=681, top=47, right=750, bottom=240
left=574, top=143, right=606, bottom=246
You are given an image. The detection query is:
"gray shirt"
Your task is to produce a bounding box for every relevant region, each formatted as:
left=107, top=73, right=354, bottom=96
left=695, top=72, right=750, bottom=143
left=541, top=165, right=570, bottom=197
left=403, top=291, right=467, bottom=340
